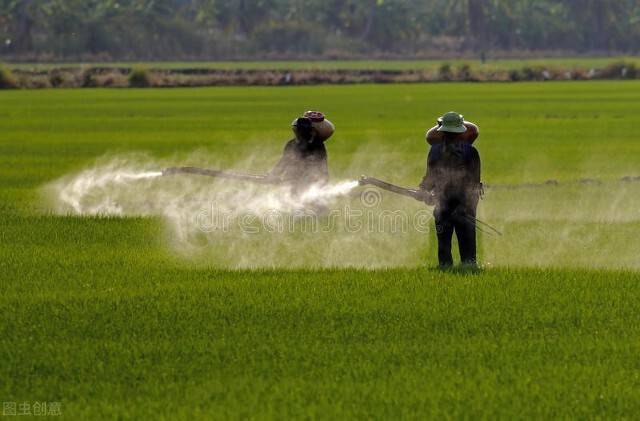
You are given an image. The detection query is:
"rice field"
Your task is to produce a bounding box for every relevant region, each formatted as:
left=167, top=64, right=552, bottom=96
left=1, top=81, right=639, bottom=418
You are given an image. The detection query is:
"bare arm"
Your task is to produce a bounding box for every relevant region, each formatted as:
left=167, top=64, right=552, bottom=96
left=426, top=121, right=479, bottom=145
left=426, top=125, right=443, bottom=145
left=462, top=122, right=479, bottom=143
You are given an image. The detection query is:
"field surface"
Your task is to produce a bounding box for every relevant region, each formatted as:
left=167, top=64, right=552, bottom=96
left=1, top=81, right=640, bottom=419
left=8, top=56, right=640, bottom=71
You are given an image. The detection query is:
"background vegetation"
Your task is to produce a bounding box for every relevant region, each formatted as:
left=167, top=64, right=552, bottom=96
left=1, top=0, right=640, bottom=61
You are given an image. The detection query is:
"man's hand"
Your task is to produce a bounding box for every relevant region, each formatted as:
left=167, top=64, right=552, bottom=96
left=415, top=189, right=436, bottom=206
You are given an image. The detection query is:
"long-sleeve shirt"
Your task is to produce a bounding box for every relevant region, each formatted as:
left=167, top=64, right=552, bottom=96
left=270, top=139, right=329, bottom=191
left=420, top=141, right=481, bottom=206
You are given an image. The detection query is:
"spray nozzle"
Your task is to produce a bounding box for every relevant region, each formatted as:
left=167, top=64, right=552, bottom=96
left=358, top=175, right=371, bottom=186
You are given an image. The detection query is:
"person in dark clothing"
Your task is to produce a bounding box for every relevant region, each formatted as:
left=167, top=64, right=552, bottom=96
left=419, top=112, right=482, bottom=268
left=269, top=111, right=334, bottom=195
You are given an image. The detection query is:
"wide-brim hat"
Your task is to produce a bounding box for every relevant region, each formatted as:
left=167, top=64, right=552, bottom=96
left=437, top=111, right=467, bottom=133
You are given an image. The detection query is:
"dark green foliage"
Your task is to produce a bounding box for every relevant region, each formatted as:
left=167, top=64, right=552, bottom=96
left=599, top=62, right=638, bottom=79
left=81, top=69, right=98, bottom=87
left=521, top=66, right=544, bottom=81
left=457, top=63, right=475, bottom=81
left=1, top=0, right=640, bottom=60
left=508, top=69, right=522, bottom=82
left=128, top=67, right=153, bottom=87
left=438, top=63, right=452, bottom=80
left=253, top=23, right=325, bottom=54
left=47, top=69, right=71, bottom=87
left=0, top=65, right=17, bottom=88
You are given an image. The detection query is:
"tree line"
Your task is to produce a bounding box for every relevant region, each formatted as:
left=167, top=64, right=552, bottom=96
left=1, top=0, right=639, bottom=61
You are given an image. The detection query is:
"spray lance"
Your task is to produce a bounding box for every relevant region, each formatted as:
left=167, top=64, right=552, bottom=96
left=358, top=175, right=502, bottom=236
left=359, top=175, right=435, bottom=203
left=162, top=166, right=282, bottom=185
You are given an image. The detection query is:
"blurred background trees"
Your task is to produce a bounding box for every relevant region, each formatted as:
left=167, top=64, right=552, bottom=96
left=0, top=0, right=639, bottom=60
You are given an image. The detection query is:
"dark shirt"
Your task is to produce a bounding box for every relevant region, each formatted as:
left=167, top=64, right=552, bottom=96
left=270, top=139, right=329, bottom=189
left=420, top=141, right=481, bottom=206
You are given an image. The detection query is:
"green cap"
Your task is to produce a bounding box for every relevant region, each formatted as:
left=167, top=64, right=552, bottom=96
left=437, top=111, right=467, bottom=133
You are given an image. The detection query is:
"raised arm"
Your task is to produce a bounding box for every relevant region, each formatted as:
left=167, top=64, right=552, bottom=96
left=462, top=121, right=479, bottom=143
left=426, top=125, right=443, bottom=145
left=426, top=121, right=479, bottom=145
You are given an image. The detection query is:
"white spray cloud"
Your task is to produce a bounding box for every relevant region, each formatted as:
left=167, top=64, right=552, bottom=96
left=43, top=154, right=376, bottom=265
left=42, top=151, right=640, bottom=270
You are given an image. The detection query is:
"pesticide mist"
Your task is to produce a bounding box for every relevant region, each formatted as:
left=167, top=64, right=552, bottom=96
left=44, top=153, right=640, bottom=270
left=44, top=154, right=394, bottom=267
left=49, top=156, right=358, bottom=218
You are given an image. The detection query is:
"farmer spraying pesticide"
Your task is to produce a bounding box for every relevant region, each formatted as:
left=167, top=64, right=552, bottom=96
left=160, top=110, right=344, bottom=213
left=269, top=111, right=335, bottom=195
left=420, top=112, right=482, bottom=268
left=360, top=112, right=485, bottom=268
left=162, top=110, right=335, bottom=194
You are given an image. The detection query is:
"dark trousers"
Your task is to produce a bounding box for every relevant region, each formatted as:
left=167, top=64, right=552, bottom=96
left=434, top=200, right=478, bottom=267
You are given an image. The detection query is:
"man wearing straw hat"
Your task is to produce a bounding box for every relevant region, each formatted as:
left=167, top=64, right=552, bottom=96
left=420, top=111, right=482, bottom=268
